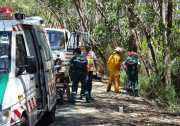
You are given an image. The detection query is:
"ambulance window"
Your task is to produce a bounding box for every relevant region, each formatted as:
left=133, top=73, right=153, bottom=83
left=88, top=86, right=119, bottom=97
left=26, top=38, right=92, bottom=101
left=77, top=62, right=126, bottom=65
left=24, top=30, right=37, bottom=57
left=16, top=35, right=27, bottom=67
left=0, top=31, right=11, bottom=72
left=47, top=30, right=65, bottom=50
left=36, top=31, right=51, bottom=60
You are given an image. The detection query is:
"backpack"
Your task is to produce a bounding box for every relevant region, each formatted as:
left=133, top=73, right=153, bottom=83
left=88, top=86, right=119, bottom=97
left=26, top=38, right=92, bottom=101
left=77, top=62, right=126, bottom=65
left=125, top=56, right=138, bottom=80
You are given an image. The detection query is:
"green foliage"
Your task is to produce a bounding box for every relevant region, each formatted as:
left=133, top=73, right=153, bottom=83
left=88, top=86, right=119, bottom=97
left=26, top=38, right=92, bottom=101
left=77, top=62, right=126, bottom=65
left=140, top=37, right=148, bottom=50
left=136, top=4, right=156, bottom=26
left=139, top=73, right=179, bottom=111
left=139, top=75, right=151, bottom=96
left=171, top=57, right=180, bottom=76
left=94, top=23, right=108, bottom=43
left=120, top=69, right=128, bottom=88
left=0, top=0, right=6, bottom=3
left=159, top=84, right=177, bottom=105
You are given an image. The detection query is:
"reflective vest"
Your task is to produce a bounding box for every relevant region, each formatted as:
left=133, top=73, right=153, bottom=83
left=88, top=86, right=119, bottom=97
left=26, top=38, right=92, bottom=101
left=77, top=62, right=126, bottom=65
left=86, top=51, right=96, bottom=72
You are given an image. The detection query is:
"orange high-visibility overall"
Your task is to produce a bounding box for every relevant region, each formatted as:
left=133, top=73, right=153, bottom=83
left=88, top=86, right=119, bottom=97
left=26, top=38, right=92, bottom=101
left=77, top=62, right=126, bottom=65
left=107, top=52, right=122, bottom=93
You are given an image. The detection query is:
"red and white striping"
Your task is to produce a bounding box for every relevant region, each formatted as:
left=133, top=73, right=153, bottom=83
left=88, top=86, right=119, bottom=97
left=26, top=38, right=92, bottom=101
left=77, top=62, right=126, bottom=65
left=12, top=24, right=23, bottom=32
left=10, top=104, right=25, bottom=124
left=9, top=97, right=37, bottom=124
left=26, top=96, right=37, bottom=112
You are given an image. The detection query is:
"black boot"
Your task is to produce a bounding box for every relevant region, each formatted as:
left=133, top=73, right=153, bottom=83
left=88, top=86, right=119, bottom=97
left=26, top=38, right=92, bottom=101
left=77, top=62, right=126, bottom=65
left=89, top=94, right=95, bottom=101
left=80, top=93, right=85, bottom=100
left=86, top=96, right=90, bottom=103
left=134, top=89, right=139, bottom=97
left=69, top=93, right=76, bottom=104
left=85, top=92, right=90, bottom=103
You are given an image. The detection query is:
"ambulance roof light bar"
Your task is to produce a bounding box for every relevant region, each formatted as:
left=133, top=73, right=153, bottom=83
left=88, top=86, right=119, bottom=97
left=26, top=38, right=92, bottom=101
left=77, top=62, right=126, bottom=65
left=0, top=6, right=14, bottom=20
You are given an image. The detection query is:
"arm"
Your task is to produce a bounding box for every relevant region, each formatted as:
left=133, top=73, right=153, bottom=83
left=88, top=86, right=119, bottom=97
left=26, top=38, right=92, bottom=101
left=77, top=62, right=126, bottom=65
left=92, top=51, right=98, bottom=71
left=122, top=60, right=128, bottom=72
left=137, top=60, right=140, bottom=72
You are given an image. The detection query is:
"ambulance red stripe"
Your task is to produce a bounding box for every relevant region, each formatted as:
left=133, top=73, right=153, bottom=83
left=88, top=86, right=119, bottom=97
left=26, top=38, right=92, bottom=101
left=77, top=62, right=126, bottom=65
left=28, top=100, right=33, bottom=110
left=32, top=97, right=37, bottom=107
left=10, top=117, right=15, bottom=123
left=14, top=109, right=21, bottom=118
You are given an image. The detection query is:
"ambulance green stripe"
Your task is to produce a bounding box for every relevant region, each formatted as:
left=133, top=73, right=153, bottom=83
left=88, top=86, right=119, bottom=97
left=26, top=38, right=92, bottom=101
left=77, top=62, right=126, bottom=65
left=0, top=73, right=9, bottom=105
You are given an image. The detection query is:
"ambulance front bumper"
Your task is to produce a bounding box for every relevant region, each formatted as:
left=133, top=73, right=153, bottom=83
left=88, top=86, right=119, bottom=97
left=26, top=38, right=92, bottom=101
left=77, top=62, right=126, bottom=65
left=0, top=111, right=21, bottom=126
left=0, top=121, right=21, bottom=126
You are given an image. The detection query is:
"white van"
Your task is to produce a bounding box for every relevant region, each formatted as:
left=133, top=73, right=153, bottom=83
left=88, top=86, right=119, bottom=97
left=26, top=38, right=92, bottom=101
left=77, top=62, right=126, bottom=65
left=0, top=8, right=56, bottom=126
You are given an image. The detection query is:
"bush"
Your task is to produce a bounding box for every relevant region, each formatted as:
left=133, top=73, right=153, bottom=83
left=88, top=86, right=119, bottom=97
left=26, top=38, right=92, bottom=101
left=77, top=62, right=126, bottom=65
left=120, top=69, right=128, bottom=89
left=139, top=73, right=179, bottom=111
left=159, top=84, right=177, bottom=104
left=139, top=74, right=151, bottom=96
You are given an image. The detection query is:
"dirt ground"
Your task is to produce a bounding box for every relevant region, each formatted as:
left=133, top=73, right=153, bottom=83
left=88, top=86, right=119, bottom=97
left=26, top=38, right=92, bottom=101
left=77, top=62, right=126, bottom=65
left=49, top=80, right=180, bottom=126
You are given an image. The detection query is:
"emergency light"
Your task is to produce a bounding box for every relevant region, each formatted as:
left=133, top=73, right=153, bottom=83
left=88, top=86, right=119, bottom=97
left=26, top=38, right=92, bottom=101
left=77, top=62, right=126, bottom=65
left=0, top=6, right=25, bottom=20
left=0, top=6, right=14, bottom=20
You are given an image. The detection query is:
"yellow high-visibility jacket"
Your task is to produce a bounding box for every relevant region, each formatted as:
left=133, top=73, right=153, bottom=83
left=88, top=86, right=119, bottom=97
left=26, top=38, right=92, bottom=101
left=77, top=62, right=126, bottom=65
left=107, top=52, right=122, bottom=72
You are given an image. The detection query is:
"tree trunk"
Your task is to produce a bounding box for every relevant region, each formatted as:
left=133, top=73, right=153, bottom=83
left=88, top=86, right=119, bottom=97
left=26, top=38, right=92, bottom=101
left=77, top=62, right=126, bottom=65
left=164, top=0, right=173, bottom=85
left=73, top=0, right=88, bottom=32
left=95, top=0, right=103, bottom=24
left=127, top=0, right=138, bottom=52
left=144, top=28, right=158, bottom=74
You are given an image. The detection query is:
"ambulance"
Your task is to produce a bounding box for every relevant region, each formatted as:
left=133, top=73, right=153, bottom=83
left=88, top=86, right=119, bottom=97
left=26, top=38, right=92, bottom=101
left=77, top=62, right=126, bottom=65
left=0, top=7, right=56, bottom=126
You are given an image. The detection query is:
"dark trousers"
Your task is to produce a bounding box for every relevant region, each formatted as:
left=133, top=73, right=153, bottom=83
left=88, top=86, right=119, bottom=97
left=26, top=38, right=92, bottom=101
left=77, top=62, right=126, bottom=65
left=80, top=71, right=93, bottom=96
left=87, top=71, right=93, bottom=97
left=70, top=70, right=89, bottom=102
left=128, top=79, right=138, bottom=96
left=71, top=70, right=87, bottom=94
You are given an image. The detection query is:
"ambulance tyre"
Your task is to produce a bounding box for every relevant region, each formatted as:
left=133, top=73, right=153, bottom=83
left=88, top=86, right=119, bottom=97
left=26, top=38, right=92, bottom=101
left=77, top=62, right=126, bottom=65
left=44, top=105, right=56, bottom=123
left=20, top=111, right=29, bottom=126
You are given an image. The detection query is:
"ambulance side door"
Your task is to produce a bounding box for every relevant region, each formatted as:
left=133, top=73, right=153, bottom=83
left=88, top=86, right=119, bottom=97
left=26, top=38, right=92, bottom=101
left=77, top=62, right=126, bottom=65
left=23, top=26, right=48, bottom=124
left=35, top=29, right=56, bottom=110
left=24, top=26, right=48, bottom=119
left=32, top=27, right=49, bottom=111
left=15, top=32, right=37, bottom=125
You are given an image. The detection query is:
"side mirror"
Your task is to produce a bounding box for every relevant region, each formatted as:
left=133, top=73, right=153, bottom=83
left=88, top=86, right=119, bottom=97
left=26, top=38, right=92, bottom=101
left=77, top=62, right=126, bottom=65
left=25, top=56, right=37, bottom=74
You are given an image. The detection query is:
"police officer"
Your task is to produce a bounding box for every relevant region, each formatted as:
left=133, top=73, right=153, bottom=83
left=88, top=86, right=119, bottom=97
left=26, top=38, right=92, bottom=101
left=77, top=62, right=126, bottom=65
left=69, top=48, right=89, bottom=103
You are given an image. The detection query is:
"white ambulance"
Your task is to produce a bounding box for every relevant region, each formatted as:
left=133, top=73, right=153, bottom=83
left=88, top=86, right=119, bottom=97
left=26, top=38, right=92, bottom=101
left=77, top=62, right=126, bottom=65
left=0, top=7, right=56, bottom=126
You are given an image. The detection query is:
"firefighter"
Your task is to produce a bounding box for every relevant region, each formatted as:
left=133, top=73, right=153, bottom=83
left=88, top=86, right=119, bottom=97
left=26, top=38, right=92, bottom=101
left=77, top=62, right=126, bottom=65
left=123, top=51, right=140, bottom=96
left=107, top=47, right=125, bottom=93
left=69, top=48, right=89, bottom=103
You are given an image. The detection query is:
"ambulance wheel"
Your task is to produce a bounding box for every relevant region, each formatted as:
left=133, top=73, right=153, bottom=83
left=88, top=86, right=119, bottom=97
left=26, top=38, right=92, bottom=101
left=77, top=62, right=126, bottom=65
left=49, top=106, right=56, bottom=123
left=20, top=112, right=28, bottom=126
left=44, top=106, right=56, bottom=123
